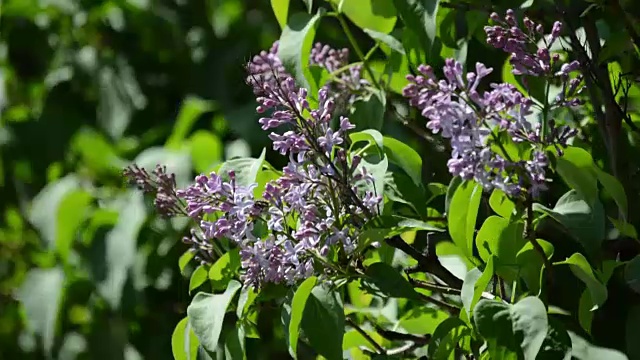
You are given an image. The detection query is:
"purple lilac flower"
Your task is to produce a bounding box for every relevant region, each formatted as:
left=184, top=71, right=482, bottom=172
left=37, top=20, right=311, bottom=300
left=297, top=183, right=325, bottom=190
left=485, top=10, right=584, bottom=107
left=247, top=41, right=369, bottom=108
left=403, top=12, right=581, bottom=197
left=159, top=62, right=381, bottom=288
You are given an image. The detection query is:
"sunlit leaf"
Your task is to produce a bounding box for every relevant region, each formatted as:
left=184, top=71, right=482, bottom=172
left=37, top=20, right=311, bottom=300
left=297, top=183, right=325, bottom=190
left=448, top=180, right=482, bottom=259
left=288, top=276, right=317, bottom=358
left=187, top=281, right=242, bottom=353
left=166, top=97, right=214, bottom=150
left=171, top=317, right=199, bottom=360
left=16, top=267, right=65, bottom=357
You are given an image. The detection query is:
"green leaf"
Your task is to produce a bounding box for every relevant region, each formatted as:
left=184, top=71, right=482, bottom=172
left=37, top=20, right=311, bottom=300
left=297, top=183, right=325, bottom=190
left=134, top=147, right=192, bottom=187
left=71, top=128, right=126, bottom=175
left=444, top=176, right=463, bottom=215
left=217, top=148, right=266, bottom=188
left=555, top=147, right=598, bottom=206
left=609, top=217, right=638, bottom=239
left=382, top=136, right=422, bottom=186
left=533, top=190, right=605, bottom=257
left=594, top=167, right=627, bottom=220
left=236, top=287, right=258, bottom=319
left=347, top=279, right=373, bottom=308
left=555, top=253, right=607, bottom=310
left=55, top=189, right=93, bottom=262
left=364, top=29, right=405, bottom=54
left=448, top=180, right=482, bottom=259
left=363, top=262, right=421, bottom=299
left=301, top=284, right=345, bottom=360
left=334, top=0, right=397, bottom=34
left=97, top=191, right=147, bottom=309
left=187, top=280, right=242, bottom=353
left=516, top=239, right=554, bottom=295
left=277, top=10, right=324, bottom=89
left=397, top=306, right=448, bottom=335
left=625, top=255, right=640, bottom=294
left=384, top=172, right=429, bottom=218
left=288, top=276, right=317, bottom=358
left=302, top=0, right=313, bottom=12
left=476, top=216, right=526, bottom=281
left=461, top=256, right=495, bottom=316
left=350, top=129, right=384, bottom=150
left=271, top=0, right=290, bottom=29
left=190, top=265, right=209, bottom=294
left=190, top=130, right=223, bottom=173
left=171, top=317, right=199, bottom=360
left=209, top=249, right=241, bottom=291
left=427, top=317, right=470, bottom=359
left=568, top=331, right=628, bottom=360
left=16, top=267, right=65, bottom=357
left=474, top=297, right=548, bottom=360
left=537, top=317, right=572, bottom=359
left=489, top=189, right=515, bottom=218
left=357, top=215, right=443, bottom=251
left=29, top=175, right=81, bottom=252
left=179, top=250, right=196, bottom=275
left=349, top=88, right=386, bottom=131
left=166, top=96, right=214, bottom=150
left=393, top=0, right=439, bottom=57
left=224, top=325, right=246, bottom=360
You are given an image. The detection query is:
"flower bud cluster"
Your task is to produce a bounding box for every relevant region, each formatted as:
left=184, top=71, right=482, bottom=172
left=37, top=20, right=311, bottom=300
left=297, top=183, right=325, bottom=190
left=485, top=10, right=584, bottom=107
left=246, top=41, right=368, bottom=108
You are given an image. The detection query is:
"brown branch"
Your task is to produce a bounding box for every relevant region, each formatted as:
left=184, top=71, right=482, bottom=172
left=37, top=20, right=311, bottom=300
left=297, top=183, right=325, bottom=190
left=346, top=318, right=386, bottom=355
left=371, top=322, right=430, bottom=345
left=386, top=235, right=464, bottom=289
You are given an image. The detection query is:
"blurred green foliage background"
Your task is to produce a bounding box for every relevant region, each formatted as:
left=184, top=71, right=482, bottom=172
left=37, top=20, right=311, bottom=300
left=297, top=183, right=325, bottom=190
left=0, top=0, right=312, bottom=358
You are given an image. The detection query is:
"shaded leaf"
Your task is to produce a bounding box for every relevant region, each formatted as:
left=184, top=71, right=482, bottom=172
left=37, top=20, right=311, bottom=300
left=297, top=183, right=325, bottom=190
left=427, top=317, right=470, bottom=359
left=217, top=148, right=266, bottom=188
left=533, top=190, right=605, bottom=257
left=349, top=89, right=386, bottom=131
left=555, top=147, right=598, bottom=206
left=476, top=216, right=526, bottom=281
left=555, top=253, right=607, bottom=311
left=382, top=136, right=422, bottom=186
left=473, top=297, right=548, bottom=360
left=363, top=262, right=420, bottom=299
left=301, top=285, right=345, bottom=360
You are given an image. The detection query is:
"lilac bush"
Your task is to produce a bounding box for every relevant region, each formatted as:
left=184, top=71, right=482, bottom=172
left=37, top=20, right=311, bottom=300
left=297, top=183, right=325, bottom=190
left=124, top=6, right=637, bottom=359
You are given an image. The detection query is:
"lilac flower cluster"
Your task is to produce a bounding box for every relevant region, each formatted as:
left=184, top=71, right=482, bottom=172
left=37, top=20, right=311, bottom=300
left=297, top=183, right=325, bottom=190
left=128, top=51, right=381, bottom=288
left=485, top=10, right=584, bottom=106
left=247, top=41, right=369, bottom=108
left=403, top=11, right=581, bottom=197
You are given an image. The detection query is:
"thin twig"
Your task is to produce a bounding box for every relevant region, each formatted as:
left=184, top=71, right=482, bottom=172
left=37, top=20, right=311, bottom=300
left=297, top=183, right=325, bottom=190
left=371, top=323, right=431, bottom=345
left=419, top=293, right=461, bottom=314
left=386, top=235, right=464, bottom=289
left=408, top=278, right=461, bottom=295
left=346, top=318, right=386, bottom=355
left=526, top=196, right=553, bottom=290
